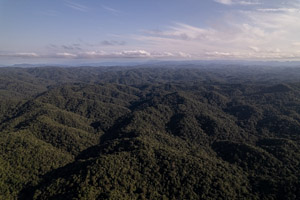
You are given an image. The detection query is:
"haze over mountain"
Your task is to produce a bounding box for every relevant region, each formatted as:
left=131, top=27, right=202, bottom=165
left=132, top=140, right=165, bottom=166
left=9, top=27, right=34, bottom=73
left=3, top=60, right=300, bottom=69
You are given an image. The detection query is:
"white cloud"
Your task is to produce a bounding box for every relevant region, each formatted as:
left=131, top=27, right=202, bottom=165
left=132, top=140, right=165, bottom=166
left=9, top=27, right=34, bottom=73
left=238, top=1, right=261, bottom=5
left=0, top=52, right=39, bottom=58
left=214, top=0, right=233, bottom=5
left=55, top=53, right=77, bottom=58
left=75, top=50, right=189, bottom=59
left=249, top=46, right=260, bottom=52
left=102, top=6, right=121, bottom=15
left=178, top=52, right=192, bottom=58
left=214, top=0, right=260, bottom=5
left=64, top=0, right=89, bottom=12
left=12, top=3, right=298, bottom=61
left=77, top=50, right=152, bottom=58
left=205, top=51, right=239, bottom=57
left=0, top=50, right=190, bottom=59
left=292, top=42, right=300, bottom=46
left=257, top=8, right=300, bottom=13
left=145, top=23, right=216, bottom=41
left=15, top=53, right=39, bottom=57
left=119, top=50, right=151, bottom=57
left=4, top=1, right=300, bottom=61
left=135, top=2, right=300, bottom=60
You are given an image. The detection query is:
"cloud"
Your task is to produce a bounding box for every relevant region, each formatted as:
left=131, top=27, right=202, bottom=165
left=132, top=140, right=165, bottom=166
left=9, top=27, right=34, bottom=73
left=76, top=50, right=187, bottom=59
left=4, top=1, right=300, bottom=61
left=55, top=53, right=77, bottom=58
left=205, top=51, right=239, bottom=57
left=101, top=40, right=126, bottom=46
left=0, top=53, right=39, bottom=58
left=238, top=1, right=261, bottom=5
left=249, top=46, right=260, bottom=52
left=117, top=50, right=151, bottom=58
left=65, top=0, right=89, bottom=12
left=292, top=42, right=300, bottom=46
left=48, top=44, right=82, bottom=51
left=214, top=0, right=233, bottom=5
left=0, top=50, right=190, bottom=59
left=15, top=53, right=39, bottom=57
left=178, top=52, right=192, bottom=58
left=62, top=44, right=82, bottom=50
left=257, top=8, right=300, bottom=13
left=144, top=23, right=217, bottom=42
left=214, top=0, right=260, bottom=5
left=102, top=6, right=121, bottom=15
left=135, top=2, right=300, bottom=60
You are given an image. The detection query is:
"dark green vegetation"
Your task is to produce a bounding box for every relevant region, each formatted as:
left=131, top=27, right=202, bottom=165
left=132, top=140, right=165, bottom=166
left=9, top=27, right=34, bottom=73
left=1, top=65, right=300, bottom=199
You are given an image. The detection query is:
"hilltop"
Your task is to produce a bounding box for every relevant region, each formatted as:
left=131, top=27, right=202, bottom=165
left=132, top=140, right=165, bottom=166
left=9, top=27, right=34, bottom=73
left=0, top=65, right=300, bottom=199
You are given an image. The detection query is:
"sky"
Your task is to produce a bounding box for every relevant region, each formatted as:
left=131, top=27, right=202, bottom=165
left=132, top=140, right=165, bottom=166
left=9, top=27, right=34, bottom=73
left=1, top=0, right=300, bottom=65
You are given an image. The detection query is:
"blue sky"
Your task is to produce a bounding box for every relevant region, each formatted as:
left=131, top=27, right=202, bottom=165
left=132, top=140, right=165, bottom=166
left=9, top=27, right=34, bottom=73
left=1, top=0, right=300, bottom=64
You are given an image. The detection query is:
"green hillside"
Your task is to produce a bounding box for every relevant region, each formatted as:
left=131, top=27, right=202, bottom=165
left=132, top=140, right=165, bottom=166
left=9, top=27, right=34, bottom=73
left=0, top=66, right=300, bottom=199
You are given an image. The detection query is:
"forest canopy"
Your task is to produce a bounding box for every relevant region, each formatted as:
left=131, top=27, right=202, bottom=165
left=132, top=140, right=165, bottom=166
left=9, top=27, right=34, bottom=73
left=0, top=65, right=300, bottom=200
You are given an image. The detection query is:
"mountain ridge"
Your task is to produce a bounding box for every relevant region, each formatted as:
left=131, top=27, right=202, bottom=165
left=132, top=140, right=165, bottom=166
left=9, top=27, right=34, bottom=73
left=0, top=66, right=300, bottom=199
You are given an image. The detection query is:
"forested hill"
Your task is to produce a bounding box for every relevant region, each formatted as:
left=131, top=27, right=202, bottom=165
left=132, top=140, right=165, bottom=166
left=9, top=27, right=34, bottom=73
left=1, top=65, right=300, bottom=200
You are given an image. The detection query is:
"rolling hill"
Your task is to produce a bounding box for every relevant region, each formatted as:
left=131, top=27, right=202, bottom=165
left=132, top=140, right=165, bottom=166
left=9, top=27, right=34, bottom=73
left=0, top=65, right=300, bottom=199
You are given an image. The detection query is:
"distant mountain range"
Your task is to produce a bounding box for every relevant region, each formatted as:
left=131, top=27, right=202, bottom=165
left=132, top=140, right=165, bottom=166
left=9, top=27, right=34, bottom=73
left=1, top=65, right=300, bottom=199
left=2, top=60, right=300, bottom=68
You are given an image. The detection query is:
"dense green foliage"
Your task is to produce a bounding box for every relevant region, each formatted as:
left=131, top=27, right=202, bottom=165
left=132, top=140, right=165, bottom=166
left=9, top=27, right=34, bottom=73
left=1, top=65, right=300, bottom=199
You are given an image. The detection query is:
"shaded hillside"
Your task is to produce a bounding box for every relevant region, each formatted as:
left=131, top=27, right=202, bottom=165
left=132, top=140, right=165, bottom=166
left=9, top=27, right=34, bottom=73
left=0, top=66, right=300, bottom=199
